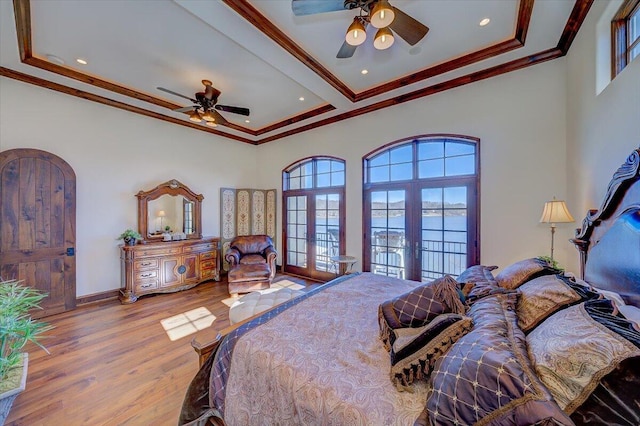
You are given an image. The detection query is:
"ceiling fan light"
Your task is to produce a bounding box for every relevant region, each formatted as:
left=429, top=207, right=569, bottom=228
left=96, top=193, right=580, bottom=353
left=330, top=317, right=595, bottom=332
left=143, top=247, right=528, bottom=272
left=202, top=110, right=216, bottom=122
left=189, top=110, right=202, bottom=122
left=373, top=27, right=394, bottom=50
left=370, top=1, right=395, bottom=29
left=345, top=17, right=367, bottom=46
left=205, top=121, right=218, bottom=128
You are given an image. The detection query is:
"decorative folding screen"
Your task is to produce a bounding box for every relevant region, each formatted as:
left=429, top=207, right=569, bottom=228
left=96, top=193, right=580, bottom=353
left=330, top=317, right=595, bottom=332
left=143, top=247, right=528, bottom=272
left=220, top=188, right=277, bottom=271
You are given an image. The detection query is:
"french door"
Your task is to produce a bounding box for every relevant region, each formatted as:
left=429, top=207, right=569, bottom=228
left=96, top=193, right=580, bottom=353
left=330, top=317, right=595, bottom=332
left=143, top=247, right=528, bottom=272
left=283, top=157, right=346, bottom=281
left=284, top=191, right=344, bottom=281
left=363, top=136, right=479, bottom=282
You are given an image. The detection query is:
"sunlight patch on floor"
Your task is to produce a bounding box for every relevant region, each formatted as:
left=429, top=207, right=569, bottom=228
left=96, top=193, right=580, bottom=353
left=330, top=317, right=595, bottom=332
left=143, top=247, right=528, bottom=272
left=272, top=279, right=305, bottom=291
left=160, top=307, right=216, bottom=341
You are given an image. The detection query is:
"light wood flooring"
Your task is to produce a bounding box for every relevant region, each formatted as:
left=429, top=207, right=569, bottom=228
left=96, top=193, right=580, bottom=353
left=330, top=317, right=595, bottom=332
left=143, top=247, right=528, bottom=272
left=5, top=275, right=316, bottom=426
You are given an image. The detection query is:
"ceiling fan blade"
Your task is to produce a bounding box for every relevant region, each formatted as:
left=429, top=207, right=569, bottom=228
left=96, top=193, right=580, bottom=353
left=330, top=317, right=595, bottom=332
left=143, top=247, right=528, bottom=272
left=292, top=0, right=345, bottom=16
left=389, top=7, right=429, bottom=46
left=173, top=106, right=199, bottom=113
left=212, top=110, right=230, bottom=126
left=157, top=87, right=198, bottom=103
left=337, top=41, right=358, bottom=58
left=215, top=105, right=250, bottom=116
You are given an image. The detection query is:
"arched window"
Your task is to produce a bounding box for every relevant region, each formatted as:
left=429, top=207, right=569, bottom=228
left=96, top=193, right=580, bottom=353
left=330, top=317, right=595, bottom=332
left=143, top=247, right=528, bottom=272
left=363, top=135, right=479, bottom=281
left=283, top=157, right=345, bottom=280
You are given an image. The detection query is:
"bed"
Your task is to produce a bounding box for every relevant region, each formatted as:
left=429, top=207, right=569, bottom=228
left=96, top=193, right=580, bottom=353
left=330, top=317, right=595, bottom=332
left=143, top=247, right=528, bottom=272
left=180, top=147, right=640, bottom=426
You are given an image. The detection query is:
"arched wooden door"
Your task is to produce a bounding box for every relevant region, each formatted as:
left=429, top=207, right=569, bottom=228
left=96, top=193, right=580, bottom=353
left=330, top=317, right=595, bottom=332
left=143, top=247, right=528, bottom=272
left=0, top=148, right=76, bottom=318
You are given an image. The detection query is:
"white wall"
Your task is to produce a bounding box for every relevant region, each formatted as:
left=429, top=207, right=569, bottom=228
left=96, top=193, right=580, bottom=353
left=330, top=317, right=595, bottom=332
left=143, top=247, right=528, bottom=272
left=257, top=59, right=570, bottom=273
left=565, top=0, right=640, bottom=273
left=0, top=77, right=259, bottom=296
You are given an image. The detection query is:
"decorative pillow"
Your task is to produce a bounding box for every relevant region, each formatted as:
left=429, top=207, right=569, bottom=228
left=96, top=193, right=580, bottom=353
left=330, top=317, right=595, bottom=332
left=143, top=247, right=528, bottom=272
left=378, top=275, right=465, bottom=351
left=416, top=293, right=572, bottom=426
left=495, top=257, right=562, bottom=290
left=389, top=313, right=472, bottom=391
left=455, top=264, right=500, bottom=303
left=517, top=274, right=602, bottom=333
left=527, top=299, right=640, bottom=415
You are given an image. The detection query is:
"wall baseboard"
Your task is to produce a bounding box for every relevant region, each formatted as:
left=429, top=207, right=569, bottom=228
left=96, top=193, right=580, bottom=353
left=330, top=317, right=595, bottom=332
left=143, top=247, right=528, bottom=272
left=76, top=289, right=120, bottom=306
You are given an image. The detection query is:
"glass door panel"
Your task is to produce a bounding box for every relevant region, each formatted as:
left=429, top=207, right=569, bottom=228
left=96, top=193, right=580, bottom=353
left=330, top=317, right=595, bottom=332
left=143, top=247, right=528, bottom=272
left=420, top=186, right=468, bottom=281
left=286, top=196, right=307, bottom=269
left=370, top=190, right=407, bottom=279
left=314, top=193, right=341, bottom=274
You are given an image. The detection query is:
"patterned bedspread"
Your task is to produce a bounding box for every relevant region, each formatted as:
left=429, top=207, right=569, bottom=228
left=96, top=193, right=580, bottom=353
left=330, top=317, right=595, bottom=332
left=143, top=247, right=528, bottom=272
left=208, top=273, right=430, bottom=425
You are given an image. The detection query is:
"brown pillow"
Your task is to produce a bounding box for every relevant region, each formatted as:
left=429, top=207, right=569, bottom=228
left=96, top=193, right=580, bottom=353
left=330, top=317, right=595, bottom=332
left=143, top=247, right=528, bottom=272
left=517, top=274, right=601, bottom=332
left=496, top=257, right=561, bottom=290
left=378, top=275, right=465, bottom=351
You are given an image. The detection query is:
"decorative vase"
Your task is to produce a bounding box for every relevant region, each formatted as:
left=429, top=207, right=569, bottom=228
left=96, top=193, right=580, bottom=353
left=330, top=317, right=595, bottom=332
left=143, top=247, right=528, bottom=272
left=0, top=353, right=28, bottom=425
left=123, top=237, right=137, bottom=246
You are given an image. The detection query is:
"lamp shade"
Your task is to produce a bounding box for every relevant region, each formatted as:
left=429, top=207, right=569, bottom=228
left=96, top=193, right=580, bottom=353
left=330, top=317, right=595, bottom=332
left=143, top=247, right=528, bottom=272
left=345, top=16, right=367, bottom=46
left=157, top=210, right=166, bottom=217
left=189, top=110, right=202, bottom=122
left=201, top=110, right=216, bottom=122
left=373, top=27, right=394, bottom=50
left=539, top=199, right=574, bottom=224
left=370, top=0, right=395, bottom=28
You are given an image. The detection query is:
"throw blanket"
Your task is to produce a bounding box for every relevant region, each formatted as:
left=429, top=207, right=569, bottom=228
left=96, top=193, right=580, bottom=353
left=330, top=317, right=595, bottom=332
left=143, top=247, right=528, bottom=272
left=181, top=273, right=431, bottom=425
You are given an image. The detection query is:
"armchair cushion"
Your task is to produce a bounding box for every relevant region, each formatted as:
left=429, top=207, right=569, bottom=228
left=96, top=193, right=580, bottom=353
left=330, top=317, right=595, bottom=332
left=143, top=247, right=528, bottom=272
left=240, top=254, right=267, bottom=265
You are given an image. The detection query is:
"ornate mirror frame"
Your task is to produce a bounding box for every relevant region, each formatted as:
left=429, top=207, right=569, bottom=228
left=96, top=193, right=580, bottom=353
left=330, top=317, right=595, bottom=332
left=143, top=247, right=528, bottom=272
left=136, top=179, right=203, bottom=240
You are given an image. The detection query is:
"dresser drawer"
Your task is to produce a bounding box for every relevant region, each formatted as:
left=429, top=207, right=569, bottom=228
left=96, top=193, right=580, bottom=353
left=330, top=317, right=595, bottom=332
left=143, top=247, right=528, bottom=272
left=136, top=280, right=158, bottom=292
left=136, top=270, right=158, bottom=280
left=134, top=258, right=158, bottom=270
left=184, top=242, right=217, bottom=253
left=136, top=247, right=181, bottom=257
left=199, top=251, right=217, bottom=260
left=200, top=259, right=217, bottom=270
left=201, top=268, right=216, bottom=279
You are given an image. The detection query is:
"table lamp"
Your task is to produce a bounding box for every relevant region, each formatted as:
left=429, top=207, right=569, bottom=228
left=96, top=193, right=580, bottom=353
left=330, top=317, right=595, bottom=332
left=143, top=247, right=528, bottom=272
left=158, top=210, right=166, bottom=232
left=539, top=198, right=574, bottom=261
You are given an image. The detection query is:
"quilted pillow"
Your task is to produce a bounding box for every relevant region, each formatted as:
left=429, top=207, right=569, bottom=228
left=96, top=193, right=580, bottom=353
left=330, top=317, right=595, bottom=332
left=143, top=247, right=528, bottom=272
left=378, top=275, right=465, bottom=351
left=495, top=257, right=562, bottom=290
left=527, top=299, right=640, bottom=416
left=416, top=293, right=572, bottom=426
left=517, top=274, right=601, bottom=333
left=389, top=313, right=472, bottom=391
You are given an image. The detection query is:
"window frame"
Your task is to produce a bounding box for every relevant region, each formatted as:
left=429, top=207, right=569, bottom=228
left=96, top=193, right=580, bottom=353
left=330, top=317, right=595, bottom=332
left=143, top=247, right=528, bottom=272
left=282, top=156, right=346, bottom=280
left=612, top=0, right=640, bottom=78
left=362, top=135, right=480, bottom=281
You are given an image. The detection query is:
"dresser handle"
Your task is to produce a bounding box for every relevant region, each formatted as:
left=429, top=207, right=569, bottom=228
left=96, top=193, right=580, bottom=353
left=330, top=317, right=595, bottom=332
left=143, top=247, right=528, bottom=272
left=141, top=283, right=153, bottom=288
left=141, top=262, right=152, bottom=266
left=140, top=273, right=153, bottom=278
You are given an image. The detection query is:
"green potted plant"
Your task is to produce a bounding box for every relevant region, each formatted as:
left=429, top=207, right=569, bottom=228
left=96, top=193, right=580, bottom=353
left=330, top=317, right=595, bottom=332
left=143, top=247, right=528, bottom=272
left=0, top=279, right=52, bottom=424
left=117, top=229, right=143, bottom=246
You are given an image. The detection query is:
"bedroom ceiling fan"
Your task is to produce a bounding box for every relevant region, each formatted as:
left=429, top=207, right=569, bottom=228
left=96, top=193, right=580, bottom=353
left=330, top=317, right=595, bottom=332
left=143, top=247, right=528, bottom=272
left=292, top=0, right=429, bottom=58
left=157, top=80, right=250, bottom=128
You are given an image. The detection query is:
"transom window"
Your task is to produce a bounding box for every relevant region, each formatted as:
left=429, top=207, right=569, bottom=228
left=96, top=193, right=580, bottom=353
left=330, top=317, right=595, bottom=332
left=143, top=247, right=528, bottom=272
left=612, top=0, right=640, bottom=77
left=363, top=136, right=479, bottom=282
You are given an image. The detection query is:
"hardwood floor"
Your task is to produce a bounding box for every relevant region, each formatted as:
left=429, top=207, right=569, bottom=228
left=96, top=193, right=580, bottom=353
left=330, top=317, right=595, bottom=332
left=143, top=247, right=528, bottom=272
left=5, top=274, right=316, bottom=426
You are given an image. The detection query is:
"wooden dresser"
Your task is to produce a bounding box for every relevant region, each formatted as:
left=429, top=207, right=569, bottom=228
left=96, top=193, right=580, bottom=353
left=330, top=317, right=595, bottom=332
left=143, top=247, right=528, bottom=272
left=119, top=237, right=220, bottom=304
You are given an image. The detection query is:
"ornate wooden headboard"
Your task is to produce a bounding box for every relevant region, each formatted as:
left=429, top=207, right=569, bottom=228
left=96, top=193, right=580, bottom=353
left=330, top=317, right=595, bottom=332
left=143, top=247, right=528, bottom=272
left=572, top=147, right=640, bottom=307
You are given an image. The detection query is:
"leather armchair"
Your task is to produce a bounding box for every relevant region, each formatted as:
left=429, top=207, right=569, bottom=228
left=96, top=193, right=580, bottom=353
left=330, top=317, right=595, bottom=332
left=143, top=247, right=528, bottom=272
left=225, top=235, right=277, bottom=295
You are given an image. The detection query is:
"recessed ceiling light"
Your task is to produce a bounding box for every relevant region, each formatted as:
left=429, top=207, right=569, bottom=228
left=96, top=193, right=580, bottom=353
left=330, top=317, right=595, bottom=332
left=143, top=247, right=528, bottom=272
left=299, top=97, right=305, bottom=101
left=479, top=18, right=491, bottom=27
left=361, top=69, right=369, bottom=75
left=76, top=58, right=88, bottom=65
left=245, top=120, right=250, bottom=123
left=46, top=54, right=65, bottom=65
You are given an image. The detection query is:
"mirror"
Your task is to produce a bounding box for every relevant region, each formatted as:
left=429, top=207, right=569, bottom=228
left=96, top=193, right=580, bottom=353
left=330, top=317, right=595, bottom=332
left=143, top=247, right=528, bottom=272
left=136, top=179, right=203, bottom=240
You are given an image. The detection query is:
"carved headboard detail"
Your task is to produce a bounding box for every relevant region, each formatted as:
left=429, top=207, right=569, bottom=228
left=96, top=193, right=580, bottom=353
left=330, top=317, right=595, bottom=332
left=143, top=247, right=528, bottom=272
left=572, top=147, right=640, bottom=307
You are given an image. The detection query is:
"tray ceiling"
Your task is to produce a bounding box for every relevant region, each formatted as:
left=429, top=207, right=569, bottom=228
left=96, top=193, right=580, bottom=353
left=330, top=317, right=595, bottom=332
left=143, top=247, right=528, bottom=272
left=0, top=0, right=592, bottom=145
